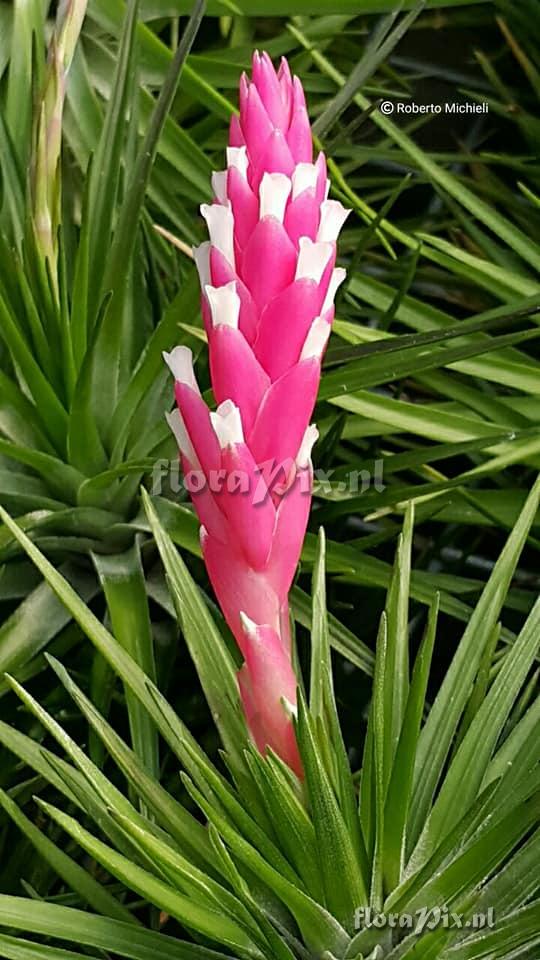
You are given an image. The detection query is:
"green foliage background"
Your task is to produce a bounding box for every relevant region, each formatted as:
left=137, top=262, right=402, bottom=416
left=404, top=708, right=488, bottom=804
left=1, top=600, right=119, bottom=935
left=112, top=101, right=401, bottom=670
left=0, top=0, right=538, bottom=957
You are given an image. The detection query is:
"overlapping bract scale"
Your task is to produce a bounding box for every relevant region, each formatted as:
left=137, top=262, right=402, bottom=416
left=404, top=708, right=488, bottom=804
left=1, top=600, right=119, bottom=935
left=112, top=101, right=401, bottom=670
left=165, top=51, right=349, bottom=774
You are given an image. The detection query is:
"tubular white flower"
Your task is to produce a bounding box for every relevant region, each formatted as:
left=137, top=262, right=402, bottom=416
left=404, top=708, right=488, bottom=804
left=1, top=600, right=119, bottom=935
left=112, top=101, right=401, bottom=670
left=240, top=611, right=258, bottom=636
left=211, top=170, right=228, bottom=204
left=296, top=424, right=319, bottom=469
left=259, top=172, right=291, bottom=223
left=162, top=345, right=200, bottom=393
left=205, top=281, right=240, bottom=329
left=321, top=266, right=346, bottom=315
left=317, top=200, right=350, bottom=243
left=211, top=399, right=244, bottom=448
left=300, top=316, right=330, bottom=361
left=295, top=237, right=333, bottom=283
left=165, top=409, right=198, bottom=464
left=192, top=242, right=211, bottom=289
left=291, top=162, right=318, bottom=199
left=227, top=145, right=249, bottom=179
left=200, top=203, right=235, bottom=267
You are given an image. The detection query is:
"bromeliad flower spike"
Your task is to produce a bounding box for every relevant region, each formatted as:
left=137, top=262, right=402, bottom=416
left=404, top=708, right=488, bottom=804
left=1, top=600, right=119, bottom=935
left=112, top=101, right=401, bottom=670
left=165, top=51, right=349, bottom=775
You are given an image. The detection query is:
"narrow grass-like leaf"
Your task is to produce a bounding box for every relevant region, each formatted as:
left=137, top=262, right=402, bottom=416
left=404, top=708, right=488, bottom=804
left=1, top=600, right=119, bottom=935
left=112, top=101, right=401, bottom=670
left=297, top=690, right=367, bottom=929
left=36, top=800, right=259, bottom=959
left=243, top=747, right=324, bottom=902
left=383, top=504, right=413, bottom=781
left=94, top=543, right=159, bottom=781
left=46, top=654, right=213, bottom=869
left=110, top=808, right=271, bottom=955
left=0, top=293, right=68, bottom=453
left=309, top=529, right=370, bottom=895
left=0, top=564, right=98, bottom=678
left=95, top=0, right=206, bottom=442
left=182, top=771, right=350, bottom=957
left=413, top=596, right=540, bottom=865
left=0, top=788, right=135, bottom=924
left=142, top=488, right=248, bottom=766
left=407, top=474, right=540, bottom=855
left=0, top=897, right=229, bottom=960
left=0, top=504, right=242, bottom=794
left=291, top=26, right=540, bottom=273
left=86, top=0, right=141, bottom=326
left=383, top=594, right=438, bottom=892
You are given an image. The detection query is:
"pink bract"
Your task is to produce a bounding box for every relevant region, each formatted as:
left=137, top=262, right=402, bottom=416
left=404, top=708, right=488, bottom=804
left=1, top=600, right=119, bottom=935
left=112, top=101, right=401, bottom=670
left=165, top=51, right=349, bottom=775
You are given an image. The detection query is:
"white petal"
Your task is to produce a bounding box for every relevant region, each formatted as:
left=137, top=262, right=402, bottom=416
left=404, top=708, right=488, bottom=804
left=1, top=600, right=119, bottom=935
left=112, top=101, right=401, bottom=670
left=296, top=424, right=319, bottom=469
left=192, top=241, right=211, bottom=289
left=317, top=200, right=350, bottom=242
left=282, top=697, right=298, bottom=720
left=300, top=316, right=330, bottom=361
left=165, top=409, right=197, bottom=463
left=321, top=266, right=346, bottom=314
left=259, top=172, right=291, bottom=223
left=211, top=170, right=228, bottom=204
left=162, top=345, right=200, bottom=393
left=205, top=281, right=240, bottom=329
left=291, top=162, right=318, bottom=199
left=210, top=399, right=244, bottom=448
left=200, top=203, right=235, bottom=267
left=240, top=611, right=258, bottom=636
left=295, top=237, right=333, bottom=283
left=227, top=145, right=248, bottom=179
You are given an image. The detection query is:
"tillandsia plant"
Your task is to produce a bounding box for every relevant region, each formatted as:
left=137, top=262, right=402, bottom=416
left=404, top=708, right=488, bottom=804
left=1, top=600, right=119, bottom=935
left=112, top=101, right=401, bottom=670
left=1, top=3, right=540, bottom=960
left=164, top=52, right=349, bottom=774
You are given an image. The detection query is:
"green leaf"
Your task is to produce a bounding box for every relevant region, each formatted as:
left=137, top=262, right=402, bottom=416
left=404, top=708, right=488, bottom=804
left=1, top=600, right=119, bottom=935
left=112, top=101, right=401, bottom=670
left=36, top=798, right=263, bottom=958
left=4, top=0, right=43, bottom=172
left=0, top=502, right=235, bottom=787
left=383, top=595, right=438, bottom=892
left=109, top=808, right=270, bottom=954
left=344, top=277, right=540, bottom=395
left=0, top=292, right=68, bottom=454
left=108, top=271, right=200, bottom=462
left=292, top=25, right=540, bottom=273
left=407, top=474, right=540, bottom=855
left=0, top=439, right=83, bottom=503
left=94, top=543, right=159, bottom=781
left=414, top=595, right=540, bottom=864
left=0, top=935, right=91, bottom=960
left=182, top=771, right=351, bottom=957
left=364, top=610, right=386, bottom=914
left=382, top=504, right=413, bottom=783
left=4, top=672, right=174, bottom=863
left=441, top=902, right=540, bottom=960
left=297, top=690, right=367, bottom=929
left=0, top=787, right=135, bottom=924
left=85, top=0, right=141, bottom=328
left=138, top=0, right=491, bottom=12
left=309, top=529, right=370, bottom=894
left=292, top=585, right=375, bottom=675
left=243, top=747, right=324, bottom=902
left=0, top=107, right=25, bottom=244
left=142, top=488, right=248, bottom=768
left=0, top=897, right=230, bottom=959
left=91, top=0, right=206, bottom=443
left=0, top=563, right=98, bottom=679
left=46, top=654, right=214, bottom=870
left=321, top=323, right=540, bottom=401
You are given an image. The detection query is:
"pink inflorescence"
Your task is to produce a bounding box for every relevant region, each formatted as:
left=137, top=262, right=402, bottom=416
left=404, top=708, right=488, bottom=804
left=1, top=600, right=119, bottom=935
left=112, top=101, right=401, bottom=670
left=164, top=51, right=349, bottom=775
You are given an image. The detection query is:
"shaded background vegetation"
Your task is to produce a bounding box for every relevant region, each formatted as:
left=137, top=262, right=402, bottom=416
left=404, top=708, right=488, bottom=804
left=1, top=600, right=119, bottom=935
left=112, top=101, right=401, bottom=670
left=0, top=0, right=538, bottom=917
